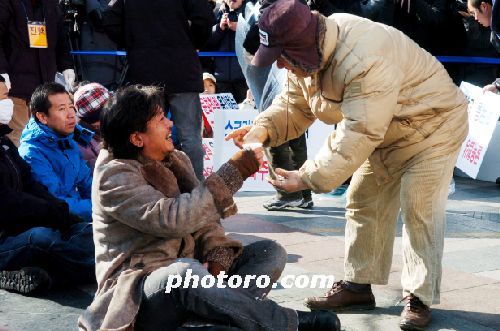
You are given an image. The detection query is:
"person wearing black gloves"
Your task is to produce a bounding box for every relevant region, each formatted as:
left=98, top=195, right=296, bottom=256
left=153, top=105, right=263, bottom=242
left=0, top=76, right=95, bottom=295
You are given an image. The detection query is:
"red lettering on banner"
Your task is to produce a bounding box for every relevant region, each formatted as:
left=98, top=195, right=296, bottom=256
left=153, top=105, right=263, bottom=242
left=247, top=161, right=270, bottom=181
left=462, top=139, right=483, bottom=165
left=200, top=96, right=221, bottom=117
left=256, top=161, right=270, bottom=181
left=203, top=166, right=214, bottom=178
left=202, top=144, right=213, bottom=161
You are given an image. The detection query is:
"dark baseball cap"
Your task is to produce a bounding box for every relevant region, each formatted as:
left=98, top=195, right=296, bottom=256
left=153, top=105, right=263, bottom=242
left=252, top=0, right=315, bottom=67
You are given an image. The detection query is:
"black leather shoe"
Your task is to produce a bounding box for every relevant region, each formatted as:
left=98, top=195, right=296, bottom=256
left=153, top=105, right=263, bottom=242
left=297, top=310, right=341, bottom=331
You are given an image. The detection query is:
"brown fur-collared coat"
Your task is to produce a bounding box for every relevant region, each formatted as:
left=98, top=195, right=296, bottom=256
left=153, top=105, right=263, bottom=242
left=78, top=149, right=244, bottom=331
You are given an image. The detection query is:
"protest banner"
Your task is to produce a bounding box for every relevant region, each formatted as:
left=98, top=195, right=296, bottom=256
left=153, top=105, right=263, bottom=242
left=213, top=108, right=274, bottom=191
left=200, top=93, right=239, bottom=135
left=202, top=138, right=214, bottom=178
left=456, top=82, right=500, bottom=179
left=200, top=93, right=272, bottom=190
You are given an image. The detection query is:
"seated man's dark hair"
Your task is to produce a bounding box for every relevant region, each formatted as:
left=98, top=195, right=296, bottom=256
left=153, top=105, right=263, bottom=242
left=101, top=85, right=164, bottom=159
left=30, top=83, right=69, bottom=121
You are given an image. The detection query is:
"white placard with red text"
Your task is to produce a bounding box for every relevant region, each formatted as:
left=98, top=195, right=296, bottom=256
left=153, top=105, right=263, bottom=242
left=456, top=82, right=500, bottom=178
left=202, top=138, right=215, bottom=178
left=200, top=93, right=239, bottom=130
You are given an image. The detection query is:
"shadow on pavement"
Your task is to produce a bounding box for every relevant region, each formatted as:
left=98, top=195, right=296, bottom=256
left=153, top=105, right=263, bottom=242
left=41, top=286, right=94, bottom=310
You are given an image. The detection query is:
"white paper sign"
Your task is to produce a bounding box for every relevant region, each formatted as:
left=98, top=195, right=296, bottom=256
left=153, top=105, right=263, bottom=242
left=200, top=93, right=239, bottom=130
left=305, top=120, right=334, bottom=159
left=456, top=82, right=500, bottom=178
left=213, top=108, right=274, bottom=191
left=201, top=93, right=238, bottom=177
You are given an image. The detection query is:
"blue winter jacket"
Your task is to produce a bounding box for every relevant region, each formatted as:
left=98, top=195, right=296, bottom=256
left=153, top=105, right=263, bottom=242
left=18, top=118, right=93, bottom=222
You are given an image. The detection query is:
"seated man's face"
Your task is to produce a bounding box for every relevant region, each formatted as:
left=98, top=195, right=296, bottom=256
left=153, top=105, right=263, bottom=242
left=136, top=110, right=175, bottom=161
left=36, top=93, right=77, bottom=136
left=0, top=82, right=8, bottom=100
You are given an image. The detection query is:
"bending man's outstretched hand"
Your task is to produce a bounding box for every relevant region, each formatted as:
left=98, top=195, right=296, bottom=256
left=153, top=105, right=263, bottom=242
left=225, top=125, right=268, bottom=149
left=267, top=168, right=308, bottom=193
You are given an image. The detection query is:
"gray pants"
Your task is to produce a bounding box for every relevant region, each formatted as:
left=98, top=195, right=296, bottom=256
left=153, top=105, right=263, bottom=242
left=167, top=92, right=205, bottom=180
left=135, top=240, right=298, bottom=331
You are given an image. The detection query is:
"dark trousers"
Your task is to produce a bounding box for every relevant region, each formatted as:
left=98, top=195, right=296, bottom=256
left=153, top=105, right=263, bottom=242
left=167, top=92, right=205, bottom=180
left=0, top=223, right=95, bottom=286
left=270, top=133, right=311, bottom=200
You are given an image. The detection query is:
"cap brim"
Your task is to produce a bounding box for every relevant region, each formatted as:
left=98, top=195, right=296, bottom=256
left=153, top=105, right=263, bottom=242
left=251, top=45, right=283, bottom=67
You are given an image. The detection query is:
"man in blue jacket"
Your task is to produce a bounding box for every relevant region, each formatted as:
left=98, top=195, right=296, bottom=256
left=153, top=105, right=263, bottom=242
left=19, top=83, right=93, bottom=222
left=0, top=76, right=94, bottom=295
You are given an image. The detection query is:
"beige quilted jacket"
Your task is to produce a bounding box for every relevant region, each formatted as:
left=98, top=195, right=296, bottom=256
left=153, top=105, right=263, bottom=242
left=254, top=13, right=468, bottom=192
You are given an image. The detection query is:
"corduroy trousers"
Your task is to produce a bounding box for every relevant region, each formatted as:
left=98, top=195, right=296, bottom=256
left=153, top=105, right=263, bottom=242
left=344, top=148, right=460, bottom=306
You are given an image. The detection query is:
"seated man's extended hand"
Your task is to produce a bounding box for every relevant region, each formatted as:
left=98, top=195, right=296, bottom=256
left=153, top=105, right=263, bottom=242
left=228, top=149, right=261, bottom=180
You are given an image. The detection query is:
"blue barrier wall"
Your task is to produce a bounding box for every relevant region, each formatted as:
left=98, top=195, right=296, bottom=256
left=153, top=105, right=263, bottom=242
left=70, top=51, right=500, bottom=64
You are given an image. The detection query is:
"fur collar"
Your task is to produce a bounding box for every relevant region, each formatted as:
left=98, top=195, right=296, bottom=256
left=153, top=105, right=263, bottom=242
left=139, top=151, right=199, bottom=198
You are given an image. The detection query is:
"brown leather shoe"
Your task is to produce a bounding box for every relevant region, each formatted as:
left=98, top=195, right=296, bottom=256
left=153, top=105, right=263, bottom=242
left=305, top=280, right=376, bottom=311
left=399, top=295, right=431, bottom=330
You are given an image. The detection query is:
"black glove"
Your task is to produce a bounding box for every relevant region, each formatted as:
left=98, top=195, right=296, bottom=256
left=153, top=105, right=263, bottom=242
left=243, top=23, right=261, bottom=56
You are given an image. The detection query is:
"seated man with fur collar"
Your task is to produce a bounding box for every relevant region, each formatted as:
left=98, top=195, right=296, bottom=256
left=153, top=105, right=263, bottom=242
left=78, top=85, right=340, bottom=331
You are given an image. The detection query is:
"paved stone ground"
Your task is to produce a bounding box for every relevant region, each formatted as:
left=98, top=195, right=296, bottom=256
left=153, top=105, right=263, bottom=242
left=1, top=177, right=499, bottom=330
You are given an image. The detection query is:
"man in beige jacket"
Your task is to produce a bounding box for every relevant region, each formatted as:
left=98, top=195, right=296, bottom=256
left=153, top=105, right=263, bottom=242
left=227, top=0, right=469, bottom=329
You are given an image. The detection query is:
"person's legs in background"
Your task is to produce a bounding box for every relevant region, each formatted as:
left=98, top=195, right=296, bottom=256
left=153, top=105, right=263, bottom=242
left=288, top=133, right=313, bottom=208
left=263, top=142, right=304, bottom=211
left=231, top=79, right=249, bottom=104
left=168, top=92, right=205, bottom=180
